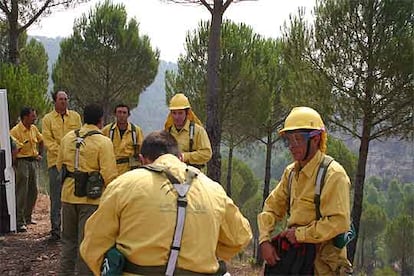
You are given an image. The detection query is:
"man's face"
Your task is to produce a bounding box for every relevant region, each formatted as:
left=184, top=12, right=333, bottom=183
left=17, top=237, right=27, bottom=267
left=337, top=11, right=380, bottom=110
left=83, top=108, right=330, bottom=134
left=115, top=107, right=129, bottom=124
left=171, top=109, right=187, bottom=129
left=283, top=131, right=319, bottom=161
left=55, top=91, right=68, bottom=111
left=24, top=110, right=37, bottom=125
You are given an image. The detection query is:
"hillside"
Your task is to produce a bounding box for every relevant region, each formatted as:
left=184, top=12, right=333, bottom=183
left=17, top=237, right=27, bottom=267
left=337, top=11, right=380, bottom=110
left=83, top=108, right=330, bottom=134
left=130, top=61, right=177, bottom=133
left=33, top=36, right=413, bottom=183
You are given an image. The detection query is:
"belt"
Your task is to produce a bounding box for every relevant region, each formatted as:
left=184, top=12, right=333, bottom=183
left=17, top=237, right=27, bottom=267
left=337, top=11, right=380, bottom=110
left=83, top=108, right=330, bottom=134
left=124, top=260, right=226, bottom=276
left=17, top=157, right=37, bottom=162
left=66, top=171, right=75, bottom=178
left=188, top=163, right=205, bottom=170
left=116, top=157, right=129, bottom=164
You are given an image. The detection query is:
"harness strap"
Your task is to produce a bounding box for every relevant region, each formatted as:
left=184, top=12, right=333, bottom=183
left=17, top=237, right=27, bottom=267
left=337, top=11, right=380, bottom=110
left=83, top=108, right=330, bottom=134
left=74, top=129, right=101, bottom=171
left=189, top=121, right=195, bottom=152
left=109, top=123, right=138, bottom=155
left=140, top=164, right=198, bottom=276
left=314, top=156, right=334, bottom=219
left=168, top=121, right=195, bottom=153
left=287, top=169, right=295, bottom=217
left=287, top=155, right=333, bottom=219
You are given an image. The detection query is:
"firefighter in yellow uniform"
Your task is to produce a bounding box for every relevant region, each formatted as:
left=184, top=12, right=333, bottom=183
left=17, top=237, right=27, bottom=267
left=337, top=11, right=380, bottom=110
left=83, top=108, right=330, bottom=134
left=10, top=107, right=43, bottom=232
left=80, top=131, right=252, bottom=275
left=57, top=104, right=118, bottom=275
left=258, top=107, right=352, bottom=275
left=102, top=104, right=143, bottom=176
left=164, top=93, right=212, bottom=168
left=42, top=90, right=82, bottom=240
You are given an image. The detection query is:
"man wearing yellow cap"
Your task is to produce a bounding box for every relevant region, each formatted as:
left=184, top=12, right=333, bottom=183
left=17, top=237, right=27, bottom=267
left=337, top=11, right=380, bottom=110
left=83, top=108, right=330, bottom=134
left=258, top=107, right=352, bottom=275
left=164, top=93, right=212, bottom=168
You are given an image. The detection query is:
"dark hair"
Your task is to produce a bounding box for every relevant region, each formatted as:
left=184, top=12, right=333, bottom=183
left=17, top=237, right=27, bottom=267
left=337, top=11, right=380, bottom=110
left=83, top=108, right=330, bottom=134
left=84, top=104, right=103, bottom=125
left=141, top=131, right=180, bottom=161
left=114, top=104, right=130, bottom=115
left=52, top=91, right=65, bottom=102
left=20, top=107, right=34, bottom=119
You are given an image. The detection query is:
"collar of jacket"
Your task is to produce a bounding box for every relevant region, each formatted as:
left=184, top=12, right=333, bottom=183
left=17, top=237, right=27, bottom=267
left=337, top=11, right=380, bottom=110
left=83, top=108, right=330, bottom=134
left=52, top=109, right=69, bottom=117
left=111, top=122, right=133, bottom=132
left=294, top=150, right=323, bottom=179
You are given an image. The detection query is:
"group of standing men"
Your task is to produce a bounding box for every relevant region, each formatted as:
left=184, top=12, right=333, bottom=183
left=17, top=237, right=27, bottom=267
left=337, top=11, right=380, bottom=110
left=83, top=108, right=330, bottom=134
left=9, top=89, right=352, bottom=275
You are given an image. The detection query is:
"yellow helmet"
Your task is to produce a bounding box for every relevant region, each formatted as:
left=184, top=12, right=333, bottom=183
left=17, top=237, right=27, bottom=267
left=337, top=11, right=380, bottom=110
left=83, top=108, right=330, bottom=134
left=169, top=93, right=191, bottom=110
left=279, top=107, right=327, bottom=153
left=279, top=107, right=325, bottom=133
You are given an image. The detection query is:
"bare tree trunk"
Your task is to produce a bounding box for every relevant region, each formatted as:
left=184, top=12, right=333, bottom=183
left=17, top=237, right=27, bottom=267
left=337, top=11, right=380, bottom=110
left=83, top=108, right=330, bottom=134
left=225, top=145, right=233, bottom=197
left=205, top=0, right=223, bottom=182
left=7, top=0, right=20, bottom=65
left=256, top=130, right=273, bottom=264
left=348, top=119, right=371, bottom=263
left=262, top=130, right=273, bottom=205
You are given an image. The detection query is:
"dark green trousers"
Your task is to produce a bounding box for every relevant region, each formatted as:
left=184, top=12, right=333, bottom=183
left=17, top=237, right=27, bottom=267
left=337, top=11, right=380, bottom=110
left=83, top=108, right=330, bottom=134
left=60, top=202, right=97, bottom=276
left=15, top=158, right=38, bottom=227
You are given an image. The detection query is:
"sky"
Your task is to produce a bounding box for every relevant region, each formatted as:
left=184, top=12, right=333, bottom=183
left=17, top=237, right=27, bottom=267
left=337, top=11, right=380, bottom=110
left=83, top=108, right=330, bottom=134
left=28, top=0, right=315, bottom=62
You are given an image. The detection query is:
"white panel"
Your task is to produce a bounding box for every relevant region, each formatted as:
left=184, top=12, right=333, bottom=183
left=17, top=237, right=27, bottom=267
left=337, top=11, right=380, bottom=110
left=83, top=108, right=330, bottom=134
left=0, top=89, right=17, bottom=231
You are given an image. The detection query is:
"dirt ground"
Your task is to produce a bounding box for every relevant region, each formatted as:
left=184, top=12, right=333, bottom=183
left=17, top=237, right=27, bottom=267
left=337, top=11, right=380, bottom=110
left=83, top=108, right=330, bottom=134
left=0, top=194, right=261, bottom=276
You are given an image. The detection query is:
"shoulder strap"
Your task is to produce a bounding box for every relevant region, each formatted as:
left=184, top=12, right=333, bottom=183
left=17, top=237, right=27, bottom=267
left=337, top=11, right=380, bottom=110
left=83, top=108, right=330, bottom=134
left=140, top=164, right=198, bottom=276
left=314, top=155, right=334, bottom=220
left=74, top=129, right=82, bottom=171
left=82, top=130, right=101, bottom=138
left=130, top=123, right=138, bottom=156
left=287, top=169, right=295, bottom=217
left=109, top=123, right=116, bottom=141
left=74, top=129, right=102, bottom=171
left=140, top=164, right=180, bottom=185
left=130, top=123, right=137, bottom=144
left=189, top=121, right=195, bottom=152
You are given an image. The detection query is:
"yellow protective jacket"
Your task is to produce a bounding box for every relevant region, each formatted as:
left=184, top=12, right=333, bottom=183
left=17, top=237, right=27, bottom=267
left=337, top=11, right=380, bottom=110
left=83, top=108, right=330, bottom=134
left=56, top=124, right=118, bottom=205
left=42, top=109, right=82, bottom=168
left=257, top=150, right=351, bottom=274
left=10, top=122, right=43, bottom=158
left=102, top=122, right=143, bottom=175
left=168, top=119, right=212, bottom=165
left=80, top=154, right=252, bottom=275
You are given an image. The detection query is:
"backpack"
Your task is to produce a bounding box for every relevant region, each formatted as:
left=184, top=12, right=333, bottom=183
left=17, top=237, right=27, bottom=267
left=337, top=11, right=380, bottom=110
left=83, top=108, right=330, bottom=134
left=73, top=129, right=104, bottom=198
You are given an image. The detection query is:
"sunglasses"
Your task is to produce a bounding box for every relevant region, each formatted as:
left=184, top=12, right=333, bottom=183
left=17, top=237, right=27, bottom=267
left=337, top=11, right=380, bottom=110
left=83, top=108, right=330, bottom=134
left=282, top=130, right=321, bottom=147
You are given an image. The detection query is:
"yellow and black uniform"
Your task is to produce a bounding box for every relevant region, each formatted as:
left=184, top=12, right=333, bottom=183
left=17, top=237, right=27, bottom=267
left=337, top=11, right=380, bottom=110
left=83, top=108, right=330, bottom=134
left=102, top=122, right=143, bottom=176
left=80, top=154, right=252, bottom=275
left=258, top=150, right=351, bottom=274
left=167, top=119, right=212, bottom=166
left=57, top=124, right=117, bottom=275
left=42, top=108, right=82, bottom=238
left=10, top=122, right=43, bottom=229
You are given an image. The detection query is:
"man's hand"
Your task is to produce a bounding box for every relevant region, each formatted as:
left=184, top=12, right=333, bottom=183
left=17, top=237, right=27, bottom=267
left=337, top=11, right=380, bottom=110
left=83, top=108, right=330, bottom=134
left=260, top=241, right=280, bottom=266
left=280, top=227, right=297, bottom=244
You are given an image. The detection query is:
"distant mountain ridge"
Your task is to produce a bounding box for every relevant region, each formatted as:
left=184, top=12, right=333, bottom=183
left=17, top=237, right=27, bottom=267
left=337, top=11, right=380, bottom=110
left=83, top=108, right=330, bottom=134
left=32, top=35, right=413, bottom=183
left=32, top=35, right=175, bottom=134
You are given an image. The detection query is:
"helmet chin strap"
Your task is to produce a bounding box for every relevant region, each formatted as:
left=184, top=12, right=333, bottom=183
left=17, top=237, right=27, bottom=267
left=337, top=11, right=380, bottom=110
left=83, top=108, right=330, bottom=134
left=302, top=138, right=312, bottom=161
